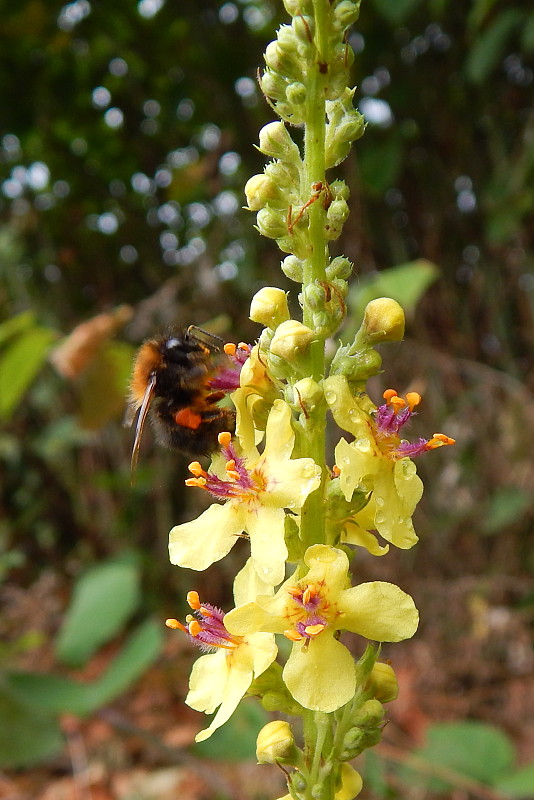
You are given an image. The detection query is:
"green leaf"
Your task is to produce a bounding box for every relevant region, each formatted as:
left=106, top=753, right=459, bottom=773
left=369, top=0, right=423, bottom=24
left=0, top=310, right=35, bottom=346
left=8, top=618, right=163, bottom=716
left=55, top=555, right=142, bottom=666
left=482, top=486, right=531, bottom=534
left=347, top=259, right=440, bottom=326
left=404, top=721, right=516, bottom=789
left=465, top=9, right=524, bottom=84
left=0, top=681, right=63, bottom=768
left=0, top=325, right=57, bottom=420
left=194, top=698, right=269, bottom=761
left=359, top=137, right=403, bottom=197
left=495, top=761, right=534, bottom=797
left=77, top=340, right=136, bottom=430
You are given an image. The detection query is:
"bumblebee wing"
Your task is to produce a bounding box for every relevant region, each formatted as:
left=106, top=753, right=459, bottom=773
left=130, top=372, right=156, bottom=475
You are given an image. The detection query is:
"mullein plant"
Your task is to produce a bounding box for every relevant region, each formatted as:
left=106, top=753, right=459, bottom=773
left=164, top=1, right=455, bottom=798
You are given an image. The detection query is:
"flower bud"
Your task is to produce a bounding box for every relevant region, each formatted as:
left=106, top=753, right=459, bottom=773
left=302, top=282, right=325, bottom=311
left=370, top=661, right=399, bottom=703
left=260, top=70, right=287, bottom=101
left=277, top=24, right=299, bottom=53
left=264, top=41, right=303, bottom=82
left=334, top=0, right=361, bottom=29
left=362, top=297, right=405, bottom=343
left=270, top=319, right=316, bottom=361
left=264, top=160, right=300, bottom=191
left=258, top=121, right=301, bottom=163
left=281, top=255, right=304, bottom=282
left=286, top=81, right=307, bottom=106
left=283, top=0, right=312, bottom=15
left=256, top=206, right=288, bottom=239
left=326, top=256, right=353, bottom=280
left=250, top=287, right=290, bottom=329
left=330, top=179, right=350, bottom=201
left=335, top=110, right=365, bottom=144
left=245, top=174, right=285, bottom=211
left=292, top=377, right=324, bottom=412
left=325, top=198, right=349, bottom=240
left=330, top=346, right=383, bottom=382
left=292, top=14, right=314, bottom=44
left=256, top=720, right=297, bottom=764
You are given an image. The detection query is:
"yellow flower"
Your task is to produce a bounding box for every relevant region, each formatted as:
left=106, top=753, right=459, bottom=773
left=166, top=561, right=277, bottom=742
left=325, top=376, right=454, bottom=551
left=169, top=400, right=322, bottom=585
left=224, top=544, right=418, bottom=712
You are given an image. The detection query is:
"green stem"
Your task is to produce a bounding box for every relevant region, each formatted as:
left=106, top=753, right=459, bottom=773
left=299, top=0, right=330, bottom=551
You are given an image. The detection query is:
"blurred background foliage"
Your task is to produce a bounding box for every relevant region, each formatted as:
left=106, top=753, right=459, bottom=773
left=1, top=0, right=534, bottom=796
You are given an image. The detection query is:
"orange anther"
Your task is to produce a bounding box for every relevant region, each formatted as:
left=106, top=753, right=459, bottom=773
left=188, top=461, right=208, bottom=478
left=224, top=342, right=237, bottom=356
left=188, top=619, right=202, bottom=637
left=187, top=591, right=201, bottom=609
left=218, top=431, right=232, bottom=447
left=332, top=465, right=341, bottom=478
left=165, top=618, right=186, bottom=631
left=287, top=586, right=303, bottom=598
left=185, top=477, right=207, bottom=488
left=304, top=623, right=325, bottom=637
left=429, top=433, right=456, bottom=447
left=383, top=389, right=398, bottom=403
left=405, top=391, right=421, bottom=410
left=284, top=629, right=303, bottom=642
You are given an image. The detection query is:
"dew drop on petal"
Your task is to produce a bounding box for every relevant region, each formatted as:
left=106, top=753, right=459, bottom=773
left=325, top=390, right=337, bottom=405
left=375, top=511, right=386, bottom=524
left=375, top=496, right=385, bottom=508
left=355, top=437, right=371, bottom=452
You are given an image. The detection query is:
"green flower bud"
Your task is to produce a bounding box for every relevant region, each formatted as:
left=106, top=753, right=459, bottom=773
left=335, top=110, right=365, bottom=145
left=264, top=40, right=303, bottom=82
left=330, top=179, right=350, bottom=201
left=326, top=256, right=353, bottom=280
left=325, top=198, right=349, bottom=240
left=256, top=721, right=297, bottom=764
left=303, top=282, right=325, bottom=311
left=260, top=69, right=287, bottom=101
left=286, top=81, right=307, bottom=105
left=245, top=173, right=286, bottom=211
left=330, top=345, right=383, bottom=382
left=258, top=121, right=301, bottom=163
left=292, top=14, right=314, bottom=44
left=334, top=0, right=361, bottom=29
left=270, top=319, right=316, bottom=361
left=264, top=159, right=300, bottom=192
left=250, top=287, right=290, bottom=328
left=256, top=206, right=288, bottom=239
left=369, top=661, right=399, bottom=703
left=275, top=101, right=305, bottom=126
left=313, top=311, right=330, bottom=331
left=283, top=0, right=313, bottom=15
left=281, top=255, right=304, bottom=282
left=277, top=24, right=299, bottom=53
left=292, top=377, right=324, bottom=413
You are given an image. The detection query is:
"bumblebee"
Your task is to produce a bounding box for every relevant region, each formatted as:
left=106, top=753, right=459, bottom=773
left=128, top=326, right=236, bottom=472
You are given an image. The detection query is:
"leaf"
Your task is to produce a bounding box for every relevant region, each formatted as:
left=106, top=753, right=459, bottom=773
left=403, top=721, right=516, bottom=790
left=8, top=618, right=163, bottom=716
left=369, top=0, right=424, bottom=24
left=77, top=340, right=136, bottom=430
left=358, top=137, right=403, bottom=197
left=465, top=9, right=524, bottom=84
left=0, top=310, right=35, bottom=346
left=0, top=681, right=63, bottom=768
left=347, top=259, right=440, bottom=327
left=194, top=698, right=269, bottom=761
left=0, top=325, right=57, bottom=420
left=55, top=555, right=142, bottom=666
left=495, top=761, right=534, bottom=797
left=482, top=486, right=531, bottom=534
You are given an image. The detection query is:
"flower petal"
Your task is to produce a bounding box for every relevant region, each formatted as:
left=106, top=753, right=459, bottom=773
left=283, top=634, right=356, bottom=712
left=334, top=438, right=376, bottom=501
left=186, top=651, right=228, bottom=714
left=372, top=466, right=419, bottom=549
left=247, top=505, right=288, bottom=586
left=233, top=557, right=275, bottom=606
left=194, top=652, right=254, bottom=742
left=338, top=581, right=419, bottom=642
left=169, top=503, right=245, bottom=570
